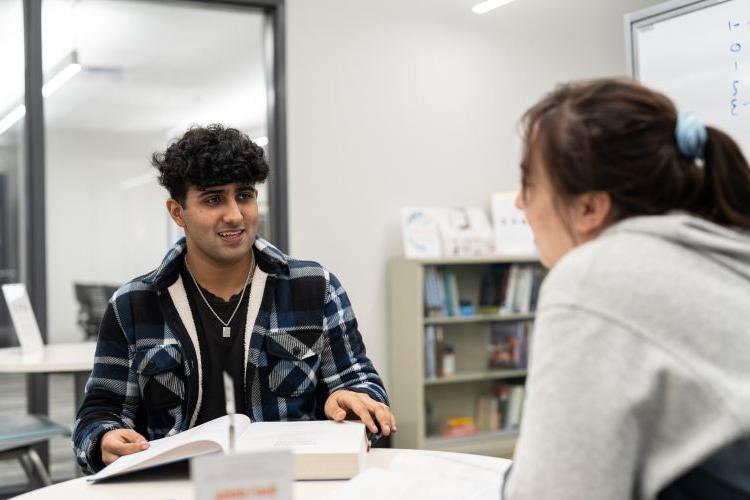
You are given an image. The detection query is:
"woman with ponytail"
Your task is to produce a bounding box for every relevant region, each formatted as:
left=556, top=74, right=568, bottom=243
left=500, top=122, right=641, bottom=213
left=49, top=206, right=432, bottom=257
left=504, top=78, right=750, bottom=500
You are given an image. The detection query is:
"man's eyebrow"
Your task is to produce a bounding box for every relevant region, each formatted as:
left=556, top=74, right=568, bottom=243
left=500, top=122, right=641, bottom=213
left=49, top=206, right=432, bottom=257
left=197, top=187, right=226, bottom=196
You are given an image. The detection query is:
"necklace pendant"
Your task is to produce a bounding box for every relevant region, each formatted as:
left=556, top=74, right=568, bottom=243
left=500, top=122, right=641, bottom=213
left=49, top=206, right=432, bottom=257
left=222, top=326, right=231, bottom=338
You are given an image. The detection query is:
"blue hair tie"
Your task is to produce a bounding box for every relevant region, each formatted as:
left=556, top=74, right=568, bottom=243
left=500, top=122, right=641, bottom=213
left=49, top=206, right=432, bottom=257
left=675, top=112, right=707, bottom=162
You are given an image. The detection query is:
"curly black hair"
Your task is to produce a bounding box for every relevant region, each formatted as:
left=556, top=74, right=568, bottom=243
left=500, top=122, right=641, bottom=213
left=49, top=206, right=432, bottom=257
left=152, top=124, right=270, bottom=206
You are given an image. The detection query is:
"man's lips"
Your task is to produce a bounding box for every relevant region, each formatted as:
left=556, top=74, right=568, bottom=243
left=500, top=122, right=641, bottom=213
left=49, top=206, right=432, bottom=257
left=218, top=229, right=245, bottom=243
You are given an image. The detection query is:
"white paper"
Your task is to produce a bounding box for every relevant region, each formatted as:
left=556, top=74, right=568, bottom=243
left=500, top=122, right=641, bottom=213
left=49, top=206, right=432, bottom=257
left=333, top=451, right=509, bottom=500
left=192, top=449, right=292, bottom=500
left=2, top=283, right=44, bottom=353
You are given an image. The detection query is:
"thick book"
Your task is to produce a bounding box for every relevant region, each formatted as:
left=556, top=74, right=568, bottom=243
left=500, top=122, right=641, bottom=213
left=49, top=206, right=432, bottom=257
left=87, top=415, right=368, bottom=482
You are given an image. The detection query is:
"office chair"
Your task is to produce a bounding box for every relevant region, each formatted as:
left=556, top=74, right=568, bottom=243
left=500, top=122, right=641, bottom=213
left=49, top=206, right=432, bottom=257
left=0, top=414, right=71, bottom=489
left=73, top=283, right=118, bottom=340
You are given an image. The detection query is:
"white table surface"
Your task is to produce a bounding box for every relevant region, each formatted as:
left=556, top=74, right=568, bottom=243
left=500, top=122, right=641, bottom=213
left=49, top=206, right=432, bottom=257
left=13, top=448, right=511, bottom=500
left=0, top=342, right=95, bottom=373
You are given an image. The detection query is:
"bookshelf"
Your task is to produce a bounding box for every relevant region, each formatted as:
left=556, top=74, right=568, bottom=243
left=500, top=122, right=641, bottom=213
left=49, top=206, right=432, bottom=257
left=388, top=256, right=543, bottom=458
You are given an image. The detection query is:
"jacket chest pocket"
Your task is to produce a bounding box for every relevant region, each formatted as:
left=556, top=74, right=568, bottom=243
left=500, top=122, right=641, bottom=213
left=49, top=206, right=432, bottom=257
left=133, top=344, right=185, bottom=410
left=265, top=330, right=323, bottom=397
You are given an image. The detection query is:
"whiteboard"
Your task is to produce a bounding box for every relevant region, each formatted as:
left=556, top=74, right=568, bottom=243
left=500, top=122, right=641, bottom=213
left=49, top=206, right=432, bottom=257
left=626, top=0, right=750, bottom=157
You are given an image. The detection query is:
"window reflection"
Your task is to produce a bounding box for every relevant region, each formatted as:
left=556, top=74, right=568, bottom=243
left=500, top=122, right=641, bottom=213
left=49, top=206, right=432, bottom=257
left=0, top=0, right=25, bottom=348
left=42, top=0, right=269, bottom=344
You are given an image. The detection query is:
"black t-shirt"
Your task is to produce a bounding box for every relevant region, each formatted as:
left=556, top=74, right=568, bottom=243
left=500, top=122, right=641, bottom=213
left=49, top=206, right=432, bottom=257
left=180, top=263, right=250, bottom=424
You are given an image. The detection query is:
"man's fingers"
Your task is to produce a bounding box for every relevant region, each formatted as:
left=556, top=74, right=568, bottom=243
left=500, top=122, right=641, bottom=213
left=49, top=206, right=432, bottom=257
left=109, top=438, right=148, bottom=456
left=349, top=401, right=378, bottom=433
left=325, top=398, right=348, bottom=421
left=372, top=404, right=394, bottom=436
left=101, top=428, right=149, bottom=463
left=118, top=429, right=148, bottom=445
left=102, top=450, right=117, bottom=466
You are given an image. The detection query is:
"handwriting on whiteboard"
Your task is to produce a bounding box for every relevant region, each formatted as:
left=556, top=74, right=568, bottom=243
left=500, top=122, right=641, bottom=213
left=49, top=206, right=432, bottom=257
left=728, top=19, right=750, bottom=116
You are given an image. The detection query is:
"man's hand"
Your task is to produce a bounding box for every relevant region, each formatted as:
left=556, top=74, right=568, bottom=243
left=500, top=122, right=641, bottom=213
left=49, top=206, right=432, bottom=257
left=324, top=390, right=397, bottom=436
left=100, top=429, right=150, bottom=465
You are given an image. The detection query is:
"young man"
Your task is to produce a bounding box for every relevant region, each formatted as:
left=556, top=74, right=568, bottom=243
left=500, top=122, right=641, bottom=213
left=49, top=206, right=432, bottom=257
left=72, top=125, right=394, bottom=473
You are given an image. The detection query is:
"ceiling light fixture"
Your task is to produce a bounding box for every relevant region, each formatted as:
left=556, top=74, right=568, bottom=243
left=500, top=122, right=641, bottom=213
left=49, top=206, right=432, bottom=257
left=472, top=0, right=518, bottom=14
left=0, top=51, right=82, bottom=136
left=0, top=105, right=26, bottom=136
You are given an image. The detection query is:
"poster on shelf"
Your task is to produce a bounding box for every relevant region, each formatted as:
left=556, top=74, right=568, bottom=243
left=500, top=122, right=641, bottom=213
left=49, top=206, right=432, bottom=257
left=490, top=192, right=537, bottom=257
left=401, top=207, right=443, bottom=259
left=436, top=207, right=495, bottom=257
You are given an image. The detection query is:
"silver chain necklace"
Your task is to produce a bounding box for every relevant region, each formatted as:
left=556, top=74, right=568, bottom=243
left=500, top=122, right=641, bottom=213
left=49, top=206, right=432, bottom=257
left=185, top=255, right=255, bottom=338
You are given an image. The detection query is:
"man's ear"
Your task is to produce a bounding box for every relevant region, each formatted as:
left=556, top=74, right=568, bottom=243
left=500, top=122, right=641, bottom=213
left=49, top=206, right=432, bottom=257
left=166, top=198, right=186, bottom=228
left=572, top=191, right=612, bottom=239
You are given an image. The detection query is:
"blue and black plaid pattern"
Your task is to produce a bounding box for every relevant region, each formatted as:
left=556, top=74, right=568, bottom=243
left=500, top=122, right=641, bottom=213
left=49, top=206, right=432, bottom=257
left=72, top=237, right=388, bottom=473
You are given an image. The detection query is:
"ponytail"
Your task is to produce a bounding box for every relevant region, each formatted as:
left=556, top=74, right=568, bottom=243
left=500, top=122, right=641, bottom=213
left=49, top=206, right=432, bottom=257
left=704, top=128, right=750, bottom=229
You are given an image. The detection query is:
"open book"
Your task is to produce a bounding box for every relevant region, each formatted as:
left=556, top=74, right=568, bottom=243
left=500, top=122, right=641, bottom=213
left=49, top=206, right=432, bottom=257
left=333, top=450, right=510, bottom=499
left=88, top=415, right=368, bottom=482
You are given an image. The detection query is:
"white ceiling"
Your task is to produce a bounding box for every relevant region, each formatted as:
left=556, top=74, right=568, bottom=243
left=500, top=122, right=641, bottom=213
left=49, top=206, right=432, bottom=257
left=0, top=0, right=268, bottom=136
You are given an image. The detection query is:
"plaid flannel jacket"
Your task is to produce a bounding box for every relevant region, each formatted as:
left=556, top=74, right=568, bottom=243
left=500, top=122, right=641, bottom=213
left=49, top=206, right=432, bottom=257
left=72, top=237, right=388, bottom=473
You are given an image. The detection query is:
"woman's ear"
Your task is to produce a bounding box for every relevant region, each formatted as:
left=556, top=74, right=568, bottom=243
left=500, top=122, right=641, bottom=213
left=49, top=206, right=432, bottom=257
left=166, top=198, right=186, bottom=228
left=572, top=191, right=612, bottom=239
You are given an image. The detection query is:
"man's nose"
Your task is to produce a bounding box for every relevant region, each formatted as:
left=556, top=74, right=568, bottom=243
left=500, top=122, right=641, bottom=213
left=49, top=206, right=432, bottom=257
left=223, top=200, right=243, bottom=224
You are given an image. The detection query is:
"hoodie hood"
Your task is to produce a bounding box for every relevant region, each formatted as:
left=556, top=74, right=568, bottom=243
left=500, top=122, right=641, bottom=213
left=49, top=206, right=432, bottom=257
left=603, top=212, right=750, bottom=282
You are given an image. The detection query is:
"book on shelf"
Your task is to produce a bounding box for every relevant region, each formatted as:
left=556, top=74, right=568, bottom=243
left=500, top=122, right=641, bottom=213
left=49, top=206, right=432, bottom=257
left=475, top=385, right=526, bottom=433
left=424, top=325, right=448, bottom=378
left=505, top=386, right=526, bottom=430
left=88, top=415, right=368, bottom=482
left=441, top=416, right=478, bottom=438
left=475, top=395, right=501, bottom=432
left=424, top=267, right=464, bottom=318
left=488, top=321, right=532, bottom=370
left=478, top=264, right=545, bottom=315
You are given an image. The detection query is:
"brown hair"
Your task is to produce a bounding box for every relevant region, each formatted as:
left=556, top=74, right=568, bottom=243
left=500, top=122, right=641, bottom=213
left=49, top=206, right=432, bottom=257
left=520, top=78, right=750, bottom=229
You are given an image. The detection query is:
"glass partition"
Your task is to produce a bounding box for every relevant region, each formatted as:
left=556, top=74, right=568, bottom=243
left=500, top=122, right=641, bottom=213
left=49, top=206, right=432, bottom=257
left=0, top=0, right=26, bottom=348
left=42, top=0, right=269, bottom=344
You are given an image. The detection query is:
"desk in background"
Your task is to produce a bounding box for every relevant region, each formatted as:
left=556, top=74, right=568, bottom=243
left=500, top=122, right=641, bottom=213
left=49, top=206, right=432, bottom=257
left=0, top=342, right=95, bottom=411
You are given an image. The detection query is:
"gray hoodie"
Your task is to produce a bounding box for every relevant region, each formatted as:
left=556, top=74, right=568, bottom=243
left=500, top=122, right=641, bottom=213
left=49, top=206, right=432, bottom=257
left=505, top=213, right=750, bottom=500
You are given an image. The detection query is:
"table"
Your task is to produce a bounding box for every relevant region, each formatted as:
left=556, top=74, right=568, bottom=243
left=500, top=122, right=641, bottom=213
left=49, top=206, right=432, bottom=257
left=13, top=449, right=511, bottom=499
left=0, top=342, right=96, bottom=410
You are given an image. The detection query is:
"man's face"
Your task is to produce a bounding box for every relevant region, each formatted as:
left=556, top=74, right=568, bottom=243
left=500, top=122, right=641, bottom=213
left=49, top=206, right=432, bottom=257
left=170, top=182, right=258, bottom=267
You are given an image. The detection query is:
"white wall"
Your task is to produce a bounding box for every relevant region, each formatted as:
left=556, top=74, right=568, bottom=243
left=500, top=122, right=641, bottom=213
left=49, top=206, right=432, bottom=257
left=46, top=130, right=169, bottom=342
left=285, top=0, right=662, bottom=385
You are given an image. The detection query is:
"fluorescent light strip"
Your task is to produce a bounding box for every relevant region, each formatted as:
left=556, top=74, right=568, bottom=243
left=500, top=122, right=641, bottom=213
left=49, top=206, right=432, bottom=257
left=0, top=105, right=26, bottom=136
left=0, top=60, right=82, bottom=136
left=472, top=0, right=518, bottom=14
left=42, top=63, right=82, bottom=98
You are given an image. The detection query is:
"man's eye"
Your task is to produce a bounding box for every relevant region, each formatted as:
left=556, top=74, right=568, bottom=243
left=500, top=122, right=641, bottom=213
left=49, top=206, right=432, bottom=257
left=239, top=191, right=257, bottom=200
left=205, top=196, right=221, bottom=206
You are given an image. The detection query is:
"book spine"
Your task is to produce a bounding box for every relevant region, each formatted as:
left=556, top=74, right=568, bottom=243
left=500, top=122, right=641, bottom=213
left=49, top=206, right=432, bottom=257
left=435, top=326, right=445, bottom=377
left=425, top=326, right=436, bottom=378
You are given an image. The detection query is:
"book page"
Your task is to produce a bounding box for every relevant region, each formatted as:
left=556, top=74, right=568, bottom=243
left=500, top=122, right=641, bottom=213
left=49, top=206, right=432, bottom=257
left=89, top=414, right=252, bottom=481
left=236, top=420, right=365, bottom=454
